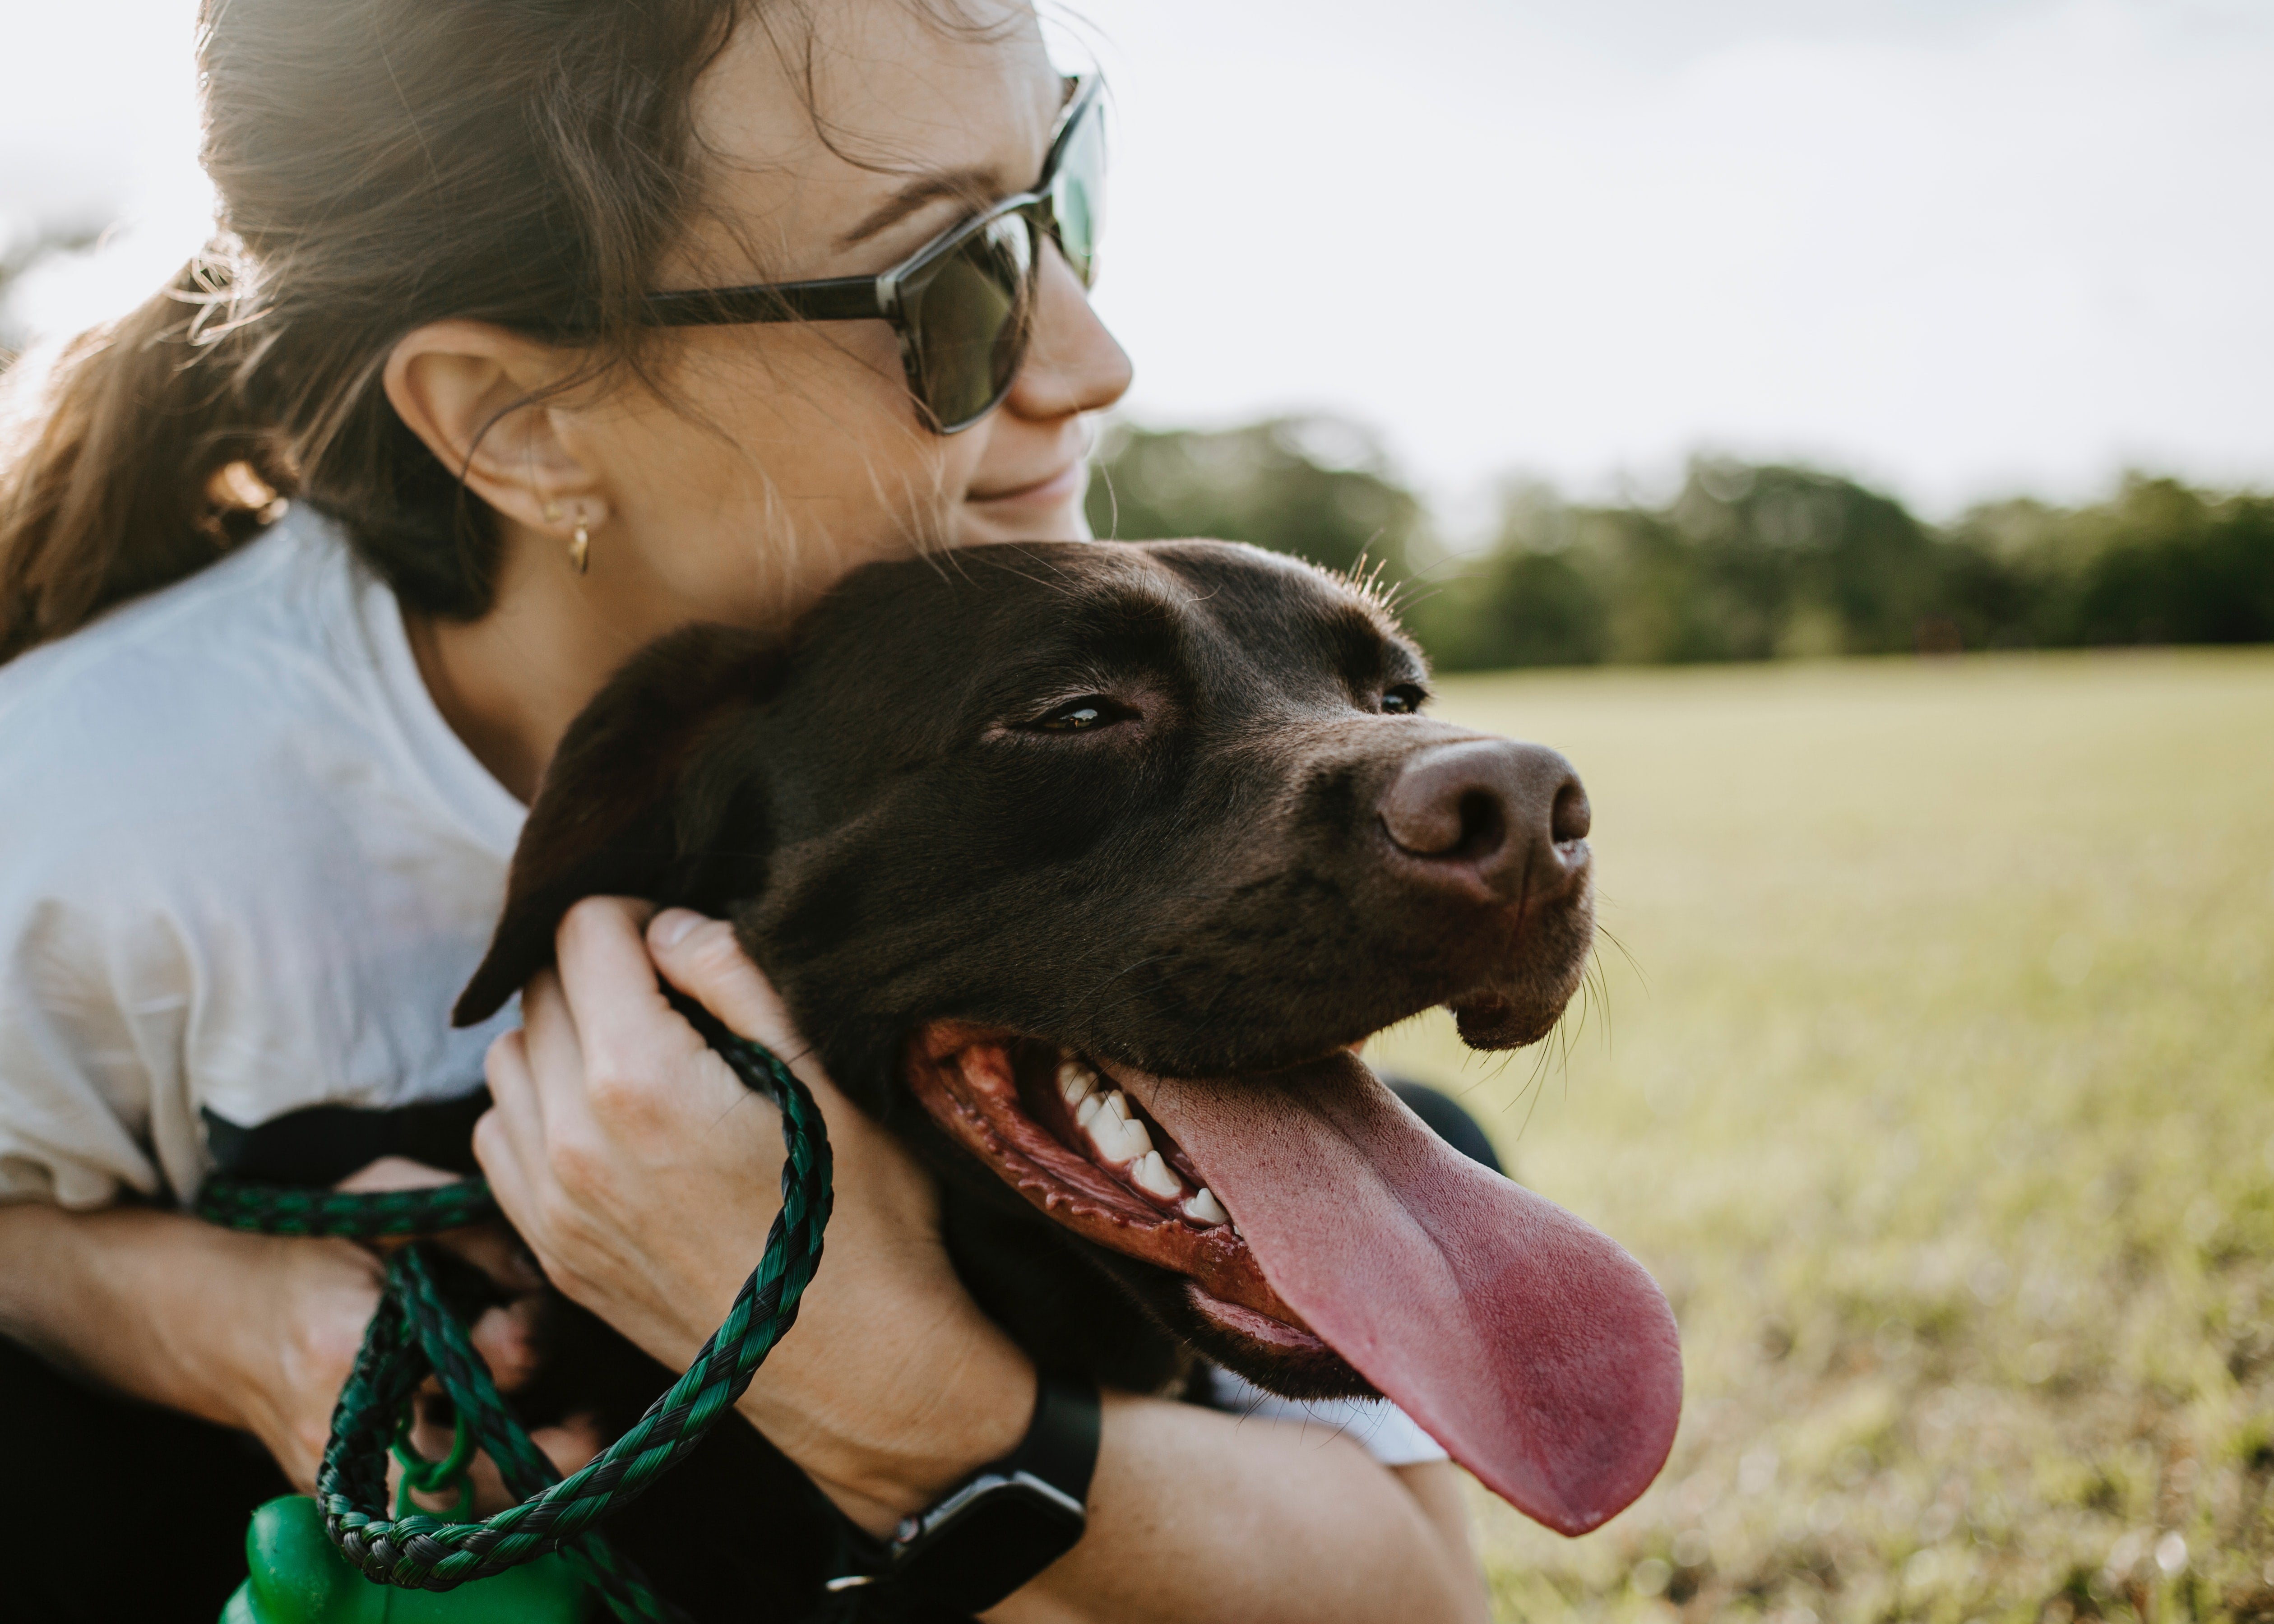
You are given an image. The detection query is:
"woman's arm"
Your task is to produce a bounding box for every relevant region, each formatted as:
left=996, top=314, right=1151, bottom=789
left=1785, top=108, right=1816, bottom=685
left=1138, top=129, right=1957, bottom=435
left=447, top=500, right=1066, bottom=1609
left=0, top=1175, right=584, bottom=1504
left=982, top=1401, right=1485, bottom=1624
left=478, top=900, right=1490, bottom=1624
left=0, top=1201, right=382, bottom=1488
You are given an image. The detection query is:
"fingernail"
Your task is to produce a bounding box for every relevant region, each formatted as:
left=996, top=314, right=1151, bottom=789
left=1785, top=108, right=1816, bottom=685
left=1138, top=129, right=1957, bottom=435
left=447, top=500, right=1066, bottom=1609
left=651, top=908, right=704, bottom=949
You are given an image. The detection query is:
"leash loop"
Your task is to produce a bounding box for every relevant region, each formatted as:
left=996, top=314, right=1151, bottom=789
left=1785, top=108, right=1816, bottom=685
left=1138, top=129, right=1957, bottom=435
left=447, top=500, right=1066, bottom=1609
left=197, top=1030, right=833, bottom=1624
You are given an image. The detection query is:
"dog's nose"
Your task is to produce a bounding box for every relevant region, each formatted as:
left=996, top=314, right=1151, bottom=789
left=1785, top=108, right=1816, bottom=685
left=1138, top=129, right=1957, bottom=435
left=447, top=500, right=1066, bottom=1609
left=1379, top=739, right=1591, bottom=905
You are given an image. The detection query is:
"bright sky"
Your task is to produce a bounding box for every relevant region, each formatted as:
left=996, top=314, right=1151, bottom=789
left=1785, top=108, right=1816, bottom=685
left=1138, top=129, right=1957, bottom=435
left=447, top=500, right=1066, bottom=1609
left=6, top=0, right=2271, bottom=523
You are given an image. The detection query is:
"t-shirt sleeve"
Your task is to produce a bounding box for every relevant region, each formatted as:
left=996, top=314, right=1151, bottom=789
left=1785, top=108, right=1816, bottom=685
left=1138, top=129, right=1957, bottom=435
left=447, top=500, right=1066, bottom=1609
left=0, top=882, right=182, bottom=1208
left=1200, top=1365, right=1450, bottom=1468
left=0, top=667, right=205, bottom=1210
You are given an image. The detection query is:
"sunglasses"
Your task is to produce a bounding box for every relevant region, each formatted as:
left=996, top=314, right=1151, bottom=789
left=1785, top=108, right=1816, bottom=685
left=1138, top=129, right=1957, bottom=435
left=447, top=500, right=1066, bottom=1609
left=643, top=75, right=1105, bottom=435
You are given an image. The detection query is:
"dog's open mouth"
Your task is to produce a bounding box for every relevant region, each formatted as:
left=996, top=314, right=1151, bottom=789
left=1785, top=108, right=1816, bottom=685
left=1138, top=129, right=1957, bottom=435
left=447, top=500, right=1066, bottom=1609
left=905, top=1019, right=1686, bottom=1536
left=904, top=1022, right=1334, bottom=1358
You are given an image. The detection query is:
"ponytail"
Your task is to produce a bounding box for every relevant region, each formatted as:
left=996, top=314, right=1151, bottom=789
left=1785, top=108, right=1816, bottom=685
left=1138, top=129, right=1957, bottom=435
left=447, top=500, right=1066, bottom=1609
left=0, top=253, right=294, bottom=663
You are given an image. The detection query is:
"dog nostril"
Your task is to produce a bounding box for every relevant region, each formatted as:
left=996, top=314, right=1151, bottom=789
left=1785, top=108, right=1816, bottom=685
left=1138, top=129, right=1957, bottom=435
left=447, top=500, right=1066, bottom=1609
left=1552, top=782, right=1591, bottom=846
left=1380, top=745, right=1523, bottom=860
left=1456, top=789, right=1506, bottom=857
left=1382, top=739, right=1589, bottom=897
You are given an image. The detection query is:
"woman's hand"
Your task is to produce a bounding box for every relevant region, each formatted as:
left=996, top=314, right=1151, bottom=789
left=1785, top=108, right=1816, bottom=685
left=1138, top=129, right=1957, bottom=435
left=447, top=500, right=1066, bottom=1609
left=203, top=1226, right=383, bottom=1492
left=320, top=1158, right=603, bottom=1511
left=229, top=1158, right=596, bottom=1508
left=475, top=897, right=1034, bottom=1533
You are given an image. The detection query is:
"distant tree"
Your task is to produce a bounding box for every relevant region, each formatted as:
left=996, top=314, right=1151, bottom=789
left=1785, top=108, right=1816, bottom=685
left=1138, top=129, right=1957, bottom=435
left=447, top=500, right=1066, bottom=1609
left=1430, top=460, right=1947, bottom=669
left=1086, top=416, right=2274, bottom=671
left=1085, top=416, right=1424, bottom=581
left=1655, top=461, right=1942, bottom=657
left=2087, top=490, right=2274, bottom=644
left=1409, top=481, right=1608, bottom=668
left=1944, top=476, right=2274, bottom=648
left=1457, top=548, right=1609, bottom=668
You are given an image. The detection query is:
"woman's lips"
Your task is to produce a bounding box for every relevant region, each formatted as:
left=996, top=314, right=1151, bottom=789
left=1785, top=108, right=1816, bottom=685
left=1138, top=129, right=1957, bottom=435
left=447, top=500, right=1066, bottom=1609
left=967, top=461, right=1084, bottom=507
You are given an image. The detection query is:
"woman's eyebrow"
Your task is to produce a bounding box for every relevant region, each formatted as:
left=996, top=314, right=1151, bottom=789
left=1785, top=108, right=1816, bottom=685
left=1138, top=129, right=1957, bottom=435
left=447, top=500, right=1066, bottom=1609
left=838, top=167, right=1004, bottom=249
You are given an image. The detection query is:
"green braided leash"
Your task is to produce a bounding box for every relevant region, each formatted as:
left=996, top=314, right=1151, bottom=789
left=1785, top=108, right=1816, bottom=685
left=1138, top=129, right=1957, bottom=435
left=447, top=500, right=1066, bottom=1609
left=195, top=1177, right=499, bottom=1238
left=196, top=1030, right=833, bottom=1622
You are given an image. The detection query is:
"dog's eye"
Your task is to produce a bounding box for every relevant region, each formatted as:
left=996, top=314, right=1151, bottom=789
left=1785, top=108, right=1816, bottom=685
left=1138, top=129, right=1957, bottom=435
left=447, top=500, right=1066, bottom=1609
left=1028, top=696, right=1134, bottom=733
left=1381, top=683, right=1429, bottom=715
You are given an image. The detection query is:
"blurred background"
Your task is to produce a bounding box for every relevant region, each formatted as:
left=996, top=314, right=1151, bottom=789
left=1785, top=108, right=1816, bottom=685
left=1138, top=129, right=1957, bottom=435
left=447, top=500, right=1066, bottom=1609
left=6, top=3, right=2270, bottom=1620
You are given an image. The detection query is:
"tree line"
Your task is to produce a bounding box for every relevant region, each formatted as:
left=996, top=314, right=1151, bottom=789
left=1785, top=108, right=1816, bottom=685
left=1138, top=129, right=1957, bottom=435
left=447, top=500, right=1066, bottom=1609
left=1086, top=417, right=2274, bottom=671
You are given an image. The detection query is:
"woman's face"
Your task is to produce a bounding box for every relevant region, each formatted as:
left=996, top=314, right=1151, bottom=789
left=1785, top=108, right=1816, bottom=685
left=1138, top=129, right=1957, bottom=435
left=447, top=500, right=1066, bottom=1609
left=561, top=0, right=1131, bottom=629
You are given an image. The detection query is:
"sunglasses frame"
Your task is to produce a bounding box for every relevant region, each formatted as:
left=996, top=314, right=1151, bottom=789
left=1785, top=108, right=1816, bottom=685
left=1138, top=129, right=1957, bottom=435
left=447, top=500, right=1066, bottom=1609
left=642, top=74, right=1104, bottom=434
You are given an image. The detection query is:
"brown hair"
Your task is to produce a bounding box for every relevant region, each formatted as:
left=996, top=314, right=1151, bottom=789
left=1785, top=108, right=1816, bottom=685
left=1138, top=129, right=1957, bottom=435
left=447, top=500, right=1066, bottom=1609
left=0, top=0, right=746, bottom=664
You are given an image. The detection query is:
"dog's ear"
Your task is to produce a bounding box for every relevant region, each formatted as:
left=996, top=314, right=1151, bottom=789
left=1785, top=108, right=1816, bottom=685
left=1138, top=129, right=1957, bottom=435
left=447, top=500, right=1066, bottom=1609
left=453, top=622, right=780, bottom=1026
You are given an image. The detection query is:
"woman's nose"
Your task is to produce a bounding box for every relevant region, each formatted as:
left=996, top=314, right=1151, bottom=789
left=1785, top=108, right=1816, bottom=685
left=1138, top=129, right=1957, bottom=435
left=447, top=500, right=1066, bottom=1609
left=1000, top=245, right=1134, bottom=421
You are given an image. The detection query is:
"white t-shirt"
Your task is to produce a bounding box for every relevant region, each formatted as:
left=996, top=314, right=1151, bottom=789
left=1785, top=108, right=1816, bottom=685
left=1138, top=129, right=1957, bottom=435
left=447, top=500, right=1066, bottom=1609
left=0, top=507, right=1447, bottom=1467
left=1204, top=1369, right=1446, bottom=1467
left=0, top=506, right=522, bottom=1208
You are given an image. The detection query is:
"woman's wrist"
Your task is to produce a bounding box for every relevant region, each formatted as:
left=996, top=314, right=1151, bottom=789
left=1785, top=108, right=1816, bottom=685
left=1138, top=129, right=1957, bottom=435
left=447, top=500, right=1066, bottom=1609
left=151, top=1225, right=378, bottom=1485
left=0, top=1205, right=378, bottom=1483
left=733, top=1299, right=1037, bottom=1535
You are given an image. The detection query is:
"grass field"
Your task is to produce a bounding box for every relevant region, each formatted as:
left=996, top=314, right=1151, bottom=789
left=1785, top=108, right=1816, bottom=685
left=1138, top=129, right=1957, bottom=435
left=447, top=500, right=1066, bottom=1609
left=1363, top=649, right=2274, bottom=1624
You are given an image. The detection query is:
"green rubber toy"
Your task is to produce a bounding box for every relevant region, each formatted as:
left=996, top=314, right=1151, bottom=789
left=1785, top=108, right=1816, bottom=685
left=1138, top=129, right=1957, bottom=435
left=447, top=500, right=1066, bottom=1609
left=220, top=1494, right=592, bottom=1623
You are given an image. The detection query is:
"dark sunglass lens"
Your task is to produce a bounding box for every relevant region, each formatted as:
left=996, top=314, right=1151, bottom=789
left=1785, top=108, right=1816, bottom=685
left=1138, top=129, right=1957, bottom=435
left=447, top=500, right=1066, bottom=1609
left=906, top=215, right=1033, bottom=430
left=1049, top=104, right=1105, bottom=286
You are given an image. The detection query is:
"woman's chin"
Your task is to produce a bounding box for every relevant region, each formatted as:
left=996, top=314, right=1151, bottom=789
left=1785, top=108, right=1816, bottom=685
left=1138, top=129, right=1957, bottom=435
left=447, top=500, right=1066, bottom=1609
left=958, top=475, right=1093, bottom=544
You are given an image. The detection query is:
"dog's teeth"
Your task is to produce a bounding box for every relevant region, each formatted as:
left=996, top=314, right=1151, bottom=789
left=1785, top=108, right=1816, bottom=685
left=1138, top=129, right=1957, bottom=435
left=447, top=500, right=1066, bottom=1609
left=1084, top=1108, right=1150, bottom=1165
left=1105, top=1114, right=1155, bottom=1164
left=1131, top=1151, right=1184, bottom=1200
left=1182, top=1187, right=1229, bottom=1225
left=1056, top=1060, right=1097, bottom=1106
left=1102, top=1090, right=1132, bottom=1122
left=1074, top=1094, right=1105, bottom=1130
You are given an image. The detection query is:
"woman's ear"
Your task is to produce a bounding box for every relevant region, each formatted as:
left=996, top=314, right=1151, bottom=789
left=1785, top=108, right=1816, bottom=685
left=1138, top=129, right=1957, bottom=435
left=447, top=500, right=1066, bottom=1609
left=454, top=623, right=784, bottom=1027
left=383, top=319, right=610, bottom=535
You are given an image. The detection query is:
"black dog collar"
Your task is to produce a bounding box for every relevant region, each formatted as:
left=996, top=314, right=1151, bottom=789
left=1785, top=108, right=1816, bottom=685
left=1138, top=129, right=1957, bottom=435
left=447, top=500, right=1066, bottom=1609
left=823, top=1369, right=1101, bottom=1617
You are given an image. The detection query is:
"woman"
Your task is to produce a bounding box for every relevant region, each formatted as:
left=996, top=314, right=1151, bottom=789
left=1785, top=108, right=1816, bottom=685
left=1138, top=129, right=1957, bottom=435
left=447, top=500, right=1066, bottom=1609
left=0, top=1, right=1489, bottom=1619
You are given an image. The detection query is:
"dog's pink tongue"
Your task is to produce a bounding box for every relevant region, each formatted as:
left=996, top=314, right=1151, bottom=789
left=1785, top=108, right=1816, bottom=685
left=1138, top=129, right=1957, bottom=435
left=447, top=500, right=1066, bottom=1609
left=1132, top=1053, right=1682, bottom=1535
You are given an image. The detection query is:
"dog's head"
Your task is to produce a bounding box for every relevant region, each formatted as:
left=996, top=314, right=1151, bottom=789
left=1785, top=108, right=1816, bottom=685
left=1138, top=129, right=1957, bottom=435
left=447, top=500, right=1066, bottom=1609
left=458, top=540, right=1679, bottom=1534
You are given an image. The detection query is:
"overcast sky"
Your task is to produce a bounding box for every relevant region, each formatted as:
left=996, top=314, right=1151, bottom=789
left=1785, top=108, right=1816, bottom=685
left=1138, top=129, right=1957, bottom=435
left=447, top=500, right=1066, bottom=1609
left=5, top=0, right=2270, bottom=524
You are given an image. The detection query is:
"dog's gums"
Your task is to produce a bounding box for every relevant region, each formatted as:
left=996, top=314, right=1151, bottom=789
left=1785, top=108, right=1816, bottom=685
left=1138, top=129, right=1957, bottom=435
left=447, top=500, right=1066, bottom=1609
left=905, top=1023, right=1337, bottom=1360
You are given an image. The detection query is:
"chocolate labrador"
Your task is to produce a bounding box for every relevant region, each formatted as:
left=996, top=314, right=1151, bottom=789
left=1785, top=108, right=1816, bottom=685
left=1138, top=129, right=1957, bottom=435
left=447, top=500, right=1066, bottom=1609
left=454, top=539, right=1680, bottom=1605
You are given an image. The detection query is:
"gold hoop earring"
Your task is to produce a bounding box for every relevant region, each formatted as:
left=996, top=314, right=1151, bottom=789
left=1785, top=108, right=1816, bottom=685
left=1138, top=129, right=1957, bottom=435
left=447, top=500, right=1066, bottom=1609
left=569, top=522, right=591, bottom=575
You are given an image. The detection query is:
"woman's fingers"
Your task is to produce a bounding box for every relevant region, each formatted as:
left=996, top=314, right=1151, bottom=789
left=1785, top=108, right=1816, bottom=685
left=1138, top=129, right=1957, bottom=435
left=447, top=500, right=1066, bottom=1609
left=465, top=1298, right=546, bottom=1390
left=533, top=1416, right=606, bottom=1481
left=647, top=908, right=801, bottom=1055
left=477, top=1032, right=548, bottom=1238
left=516, top=968, right=588, bottom=1138
left=553, top=898, right=703, bottom=1090
left=547, top=898, right=769, bottom=1163
left=643, top=911, right=947, bottom=1234
left=333, top=1155, right=463, bottom=1195
left=478, top=1027, right=541, bottom=1156
left=423, top=1222, right=546, bottom=1299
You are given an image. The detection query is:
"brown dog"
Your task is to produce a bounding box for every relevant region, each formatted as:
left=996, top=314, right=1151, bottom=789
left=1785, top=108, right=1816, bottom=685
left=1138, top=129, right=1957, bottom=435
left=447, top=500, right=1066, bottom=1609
left=457, top=540, right=1679, bottom=1563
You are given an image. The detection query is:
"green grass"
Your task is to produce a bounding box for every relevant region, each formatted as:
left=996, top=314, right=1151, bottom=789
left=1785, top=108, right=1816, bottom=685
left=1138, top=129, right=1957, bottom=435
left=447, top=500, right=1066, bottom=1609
left=1364, top=649, right=2274, bottom=1624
